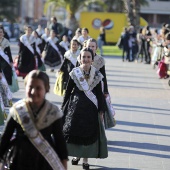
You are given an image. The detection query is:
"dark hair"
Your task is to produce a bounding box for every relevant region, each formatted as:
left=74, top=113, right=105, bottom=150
left=33, top=30, right=41, bottom=38
left=24, top=70, right=50, bottom=92
left=79, top=47, right=94, bottom=60
left=86, top=38, right=98, bottom=48
left=51, top=17, right=57, bottom=22
left=71, top=39, right=79, bottom=45
left=165, top=33, right=170, bottom=40
left=75, top=28, right=81, bottom=34
left=82, top=28, right=89, bottom=34
left=0, top=26, right=5, bottom=33
left=139, top=28, right=143, bottom=33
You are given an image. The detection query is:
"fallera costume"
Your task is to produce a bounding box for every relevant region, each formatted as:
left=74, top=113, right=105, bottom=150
left=41, top=33, right=49, bottom=52
left=44, top=37, right=62, bottom=67
left=0, top=56, right=13, bottom=109
left=62, top=66, right=108, bottom=158
left=0, top=38, right=19, bottom=93
left=77, top=35, right=91, bottom=45
left=34, top=37, right=46, bottom=71
left=0, top=38, right=13, bottom=85
left=0, top=99, right=68, bottom=170
left=16, top=34, right=36, bottom=77
left=60, top=49, right=80, bottom=90
left=78, top=54, right=116, bottom=128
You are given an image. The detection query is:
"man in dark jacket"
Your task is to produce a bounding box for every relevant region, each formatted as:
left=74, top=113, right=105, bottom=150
left=49, top=17, right=65, bottom=41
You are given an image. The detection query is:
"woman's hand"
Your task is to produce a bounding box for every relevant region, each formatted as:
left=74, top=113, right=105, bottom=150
left=104, top=93, right=109, bottom=98
left=61, top=159, right=67, bottom=170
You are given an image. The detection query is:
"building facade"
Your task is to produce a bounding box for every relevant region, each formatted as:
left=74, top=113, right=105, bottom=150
left=140, top=0, right=170, bottom=27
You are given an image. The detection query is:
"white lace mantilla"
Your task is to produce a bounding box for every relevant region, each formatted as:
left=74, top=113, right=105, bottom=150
left=20, top=34, right=35, bottom=45
left=47, top=37, right=59, bottom=44
left=10, top=99, right=63, bottom=130
left=0, top=38, right=10, bottom=50
left=92, top=54, right=105, bottom=70
left=64, top=49, right=80, bottom=66
left=41, top=34, right=49, bottom=42
left=70, top=66, right=103, bottom=91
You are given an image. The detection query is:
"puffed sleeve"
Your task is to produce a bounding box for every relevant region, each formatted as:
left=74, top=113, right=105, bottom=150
left=95, top=81, right=106, bottom=113
left=4, top=46, right=13, bottom=63
left=59, top=58, right=67, bottom=72
left=52, top=118, right=68, bottom=160
left=0, top=114, right=17, bottom=159
left=61, top=76, right=74, bottom=109
left=99, top=65, right=109, bottom=94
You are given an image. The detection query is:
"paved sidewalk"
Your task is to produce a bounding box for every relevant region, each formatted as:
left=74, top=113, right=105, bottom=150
left=1, top=48, right=170, bottom=169
left=67, top=56, right=170, bottom=170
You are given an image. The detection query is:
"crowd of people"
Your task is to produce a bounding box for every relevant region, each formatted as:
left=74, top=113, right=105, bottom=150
left=0, top=16, right=116, bottom=170
left=118, top=24, right=170, bottom=81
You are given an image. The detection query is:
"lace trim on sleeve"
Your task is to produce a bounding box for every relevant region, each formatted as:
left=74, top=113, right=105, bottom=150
left=93, top=55, right=105, bottom=70
left=69, top=70, right=103, bottom=91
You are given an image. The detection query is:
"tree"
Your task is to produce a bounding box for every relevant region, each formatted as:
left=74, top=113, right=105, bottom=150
left=0, top=0, right=19, bottom=22
left=122, top=0, right=148, bottom=30
left=44, top=0, right=102, bottom=31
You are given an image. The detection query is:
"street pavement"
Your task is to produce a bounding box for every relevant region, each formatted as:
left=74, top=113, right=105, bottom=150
left=1, top=42, right=170, bottom=170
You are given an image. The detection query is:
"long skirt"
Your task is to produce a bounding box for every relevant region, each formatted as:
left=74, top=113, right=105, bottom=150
left=66, top=116, right=108, bottom=158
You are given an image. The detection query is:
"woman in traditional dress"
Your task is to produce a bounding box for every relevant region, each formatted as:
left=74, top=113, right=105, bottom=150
left=0, top=67, right=6, bottom=125
left=61, top=48, right=108, bottom=170
left=57, top=39, right=80, bottom=93
left=86, top=38, right=116, bottom=128
left=0, top=70, right=68, bottom=170
left=32, top=31, right=46, bottom=71
left=0, top=63, right=12, bottom=123
left=16, top=25, right=36, bottom=77
left=86, top=38, right=108, bottom=95
left=0, top=27, right=13, bottom=86
left=59, top=35, right=70, bottom=57
left=0, top=27, right=17, bottom=100
left=43, top=30, right=62, bottom=72
left=41, top=28, right=50, bottom=52
left=77, top=28, right=91, bottom=46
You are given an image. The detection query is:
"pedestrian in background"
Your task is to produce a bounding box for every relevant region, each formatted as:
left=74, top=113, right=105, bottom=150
left=49, top=17, right=65, bottom=41
left=97, top=26, right=106, bottom=56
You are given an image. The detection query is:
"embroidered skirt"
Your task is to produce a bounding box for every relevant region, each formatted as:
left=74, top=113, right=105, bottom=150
left=66, top=116, right=108, bottom=158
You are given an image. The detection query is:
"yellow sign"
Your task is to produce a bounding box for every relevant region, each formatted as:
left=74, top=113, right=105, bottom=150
left=80, top=12, right=148, bottom=43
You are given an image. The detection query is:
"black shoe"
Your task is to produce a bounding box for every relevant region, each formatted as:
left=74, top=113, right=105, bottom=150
left=71, top=158, right=80, bottom=165
left=82, top=163, right=89, bottom=170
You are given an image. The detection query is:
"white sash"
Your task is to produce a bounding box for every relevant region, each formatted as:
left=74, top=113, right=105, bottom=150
left=20, top=35, right=35, bottom=54
left=65, top=50, right=79, bottom=66
left=0, top=48, right=10, bottom=65
left=60, top=42, right=69, bottom=51
left=41, top=34, right=48, bottom=42
left=0, top=93, right=5, bottom=112
left=48, top=38, right=62, bottom=60
left=73, top=67, right=98, bottom=108
left=14, top=100, right=65, bottom=170
left=35, top=38, right=42, bottom=55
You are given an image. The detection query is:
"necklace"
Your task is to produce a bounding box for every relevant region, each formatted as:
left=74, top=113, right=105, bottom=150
left=29, top=100, right=46, bottom=118
left=84, top=70, right=90, bottom=80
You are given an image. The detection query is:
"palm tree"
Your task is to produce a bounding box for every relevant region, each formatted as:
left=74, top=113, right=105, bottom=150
left=0, top=0, right=19, bottom=21
left=122, top=0, right=148, bottom=30
left=44, top=0, right=102, bottom=31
